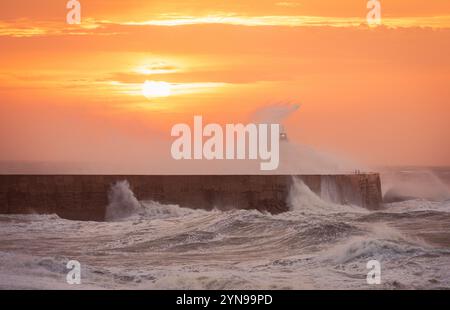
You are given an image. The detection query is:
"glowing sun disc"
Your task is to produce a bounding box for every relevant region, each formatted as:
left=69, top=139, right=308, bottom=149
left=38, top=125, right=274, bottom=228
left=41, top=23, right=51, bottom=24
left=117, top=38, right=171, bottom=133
left=142, top=81, right=172, bottom=98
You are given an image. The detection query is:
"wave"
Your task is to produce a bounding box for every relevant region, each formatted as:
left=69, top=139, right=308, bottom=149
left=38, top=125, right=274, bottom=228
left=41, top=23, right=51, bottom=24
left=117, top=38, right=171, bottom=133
left=2, top=176, right=448, bottom=289
left=104, top=177, right=367, bottom=222
left=324, top=237, right=428, bottom=264
left=105, top=180, right=142, bottom=221
left=383, top=199, right=450, bottom=213
left=287, top=177, right=368, bottom=215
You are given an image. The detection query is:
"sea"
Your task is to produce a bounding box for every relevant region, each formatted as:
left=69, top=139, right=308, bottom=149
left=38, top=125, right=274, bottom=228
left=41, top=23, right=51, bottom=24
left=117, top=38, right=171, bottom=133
left=0, top=167, right=449, bottom=289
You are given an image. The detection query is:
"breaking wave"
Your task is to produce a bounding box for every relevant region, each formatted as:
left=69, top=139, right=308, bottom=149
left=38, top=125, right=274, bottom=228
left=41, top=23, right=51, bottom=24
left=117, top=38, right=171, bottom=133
left=105, top=180, right=142, bottom=221
left=1, top=175, right=449, bottom=289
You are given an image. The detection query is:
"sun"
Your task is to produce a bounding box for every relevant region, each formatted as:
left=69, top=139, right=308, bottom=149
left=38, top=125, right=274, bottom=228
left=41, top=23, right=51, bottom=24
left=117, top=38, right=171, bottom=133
left=142, top=81, right=172, bottom=98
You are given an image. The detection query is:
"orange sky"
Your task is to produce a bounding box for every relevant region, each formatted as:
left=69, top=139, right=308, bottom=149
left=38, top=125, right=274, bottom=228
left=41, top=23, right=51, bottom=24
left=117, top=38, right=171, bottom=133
left=0, top=0, right=449, bottom=172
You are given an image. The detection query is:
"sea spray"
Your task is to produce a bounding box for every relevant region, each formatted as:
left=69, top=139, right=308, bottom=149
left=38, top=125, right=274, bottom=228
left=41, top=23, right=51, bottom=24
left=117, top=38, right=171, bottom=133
left=105, top=180, right=142, bottom=221
left=1, top=177, right=449, bottom=289
left=250, top=103, right=364, bottom=174
left=383, top=169, right=450, bottom=202
left=288, top=177, right=367, bottom=214
left=250, top=103, right=300, bottom=125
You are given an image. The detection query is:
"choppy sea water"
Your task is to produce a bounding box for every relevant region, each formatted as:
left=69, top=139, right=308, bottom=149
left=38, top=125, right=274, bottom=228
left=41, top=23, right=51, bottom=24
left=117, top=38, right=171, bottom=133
left=0, top=173, right=449, bottom=290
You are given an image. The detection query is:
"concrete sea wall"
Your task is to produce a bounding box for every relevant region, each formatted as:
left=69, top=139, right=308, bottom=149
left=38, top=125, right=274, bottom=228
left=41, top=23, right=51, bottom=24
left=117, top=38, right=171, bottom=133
left=0, top=174, right=382, bottom=221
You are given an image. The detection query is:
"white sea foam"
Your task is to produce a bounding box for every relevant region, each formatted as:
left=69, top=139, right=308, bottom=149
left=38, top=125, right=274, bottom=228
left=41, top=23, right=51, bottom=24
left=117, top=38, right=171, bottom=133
left=1, top=173, right=449, bottom=289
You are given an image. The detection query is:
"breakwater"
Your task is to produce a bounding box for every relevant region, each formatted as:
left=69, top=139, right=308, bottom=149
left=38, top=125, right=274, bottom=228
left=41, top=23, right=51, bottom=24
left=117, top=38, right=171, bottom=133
left=0, top=174, right=382, bottom=221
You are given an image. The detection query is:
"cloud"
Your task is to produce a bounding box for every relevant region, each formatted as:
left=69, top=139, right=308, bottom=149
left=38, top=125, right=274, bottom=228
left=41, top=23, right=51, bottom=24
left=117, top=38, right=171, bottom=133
left=103, top=67, right=295, bottom=85
left=276, top=2, right=301, bottom=8
left=2, top=13, right=450, bottom=38
left=0, top=19, right=114, bottom=38
left=118, top=14, right=450, bottom=28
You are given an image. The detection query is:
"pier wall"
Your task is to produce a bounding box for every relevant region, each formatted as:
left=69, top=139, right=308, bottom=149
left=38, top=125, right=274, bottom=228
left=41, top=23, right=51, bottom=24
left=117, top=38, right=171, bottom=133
left=0, top=174, right=382, bottom=221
